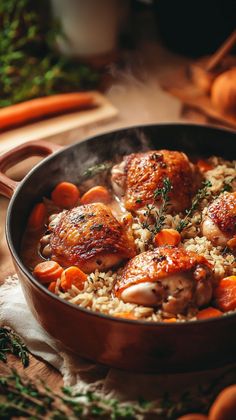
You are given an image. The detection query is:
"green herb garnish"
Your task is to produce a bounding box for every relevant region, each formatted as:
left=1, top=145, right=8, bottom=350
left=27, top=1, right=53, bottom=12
left=176, top=180, right=212, bottom=233
left=142, top=177, right=172, bottom=235
left=0, top=327, right=29, bottom=368
left=82, top=162, right=113, bottom=179
left=221, top=177, right=236, bottom=193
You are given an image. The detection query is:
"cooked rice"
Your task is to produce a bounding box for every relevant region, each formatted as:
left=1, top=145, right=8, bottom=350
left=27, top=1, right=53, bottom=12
left=53, top=156, right=236, bottom=322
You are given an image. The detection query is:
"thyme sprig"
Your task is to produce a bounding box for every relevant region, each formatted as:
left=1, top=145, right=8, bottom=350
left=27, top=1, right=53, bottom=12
left=176, top=180, right=212, bottom=233
left=142, top=177, right=172, bottom=235
left=0, top=327, right=29, bottom=368
left=153, top=177, right=172, bottom=233
left=221, top=176, right=236, bottom=193
left=0, top=369, right=204, bottom=420
left=0, top=370, right=159, bottom=419
left=82, top=162, right=113, bottom=180
left=2, top=366, right=236, bottom=419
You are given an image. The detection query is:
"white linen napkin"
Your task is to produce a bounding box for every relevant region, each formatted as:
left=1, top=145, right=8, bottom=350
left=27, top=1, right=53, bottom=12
left=1, top=275, right=236, bottom=402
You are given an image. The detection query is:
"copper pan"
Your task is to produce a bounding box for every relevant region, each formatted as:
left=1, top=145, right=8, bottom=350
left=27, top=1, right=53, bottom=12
left=1, top=123, right=236, bottom=373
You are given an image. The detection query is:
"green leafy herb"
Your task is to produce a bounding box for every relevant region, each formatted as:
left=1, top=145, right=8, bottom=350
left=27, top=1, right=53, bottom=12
left=153, top=177, right=172, bottom=233
left=0, top=327, right=29, bottom=367
left=176, top=180, right=212, bottom=233
left=142, top=177, right=172, bottom=235
left=221, top=177, right=236, bottom=193
left=1, top=366, right=236, bottom=419
left=82, top=162, right=113, bottom=179
left=0, top=0, right=99, bottom=107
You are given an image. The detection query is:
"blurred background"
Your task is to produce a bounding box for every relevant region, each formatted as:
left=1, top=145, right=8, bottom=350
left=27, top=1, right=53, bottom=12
left=0, top=0, right=235, bottom=144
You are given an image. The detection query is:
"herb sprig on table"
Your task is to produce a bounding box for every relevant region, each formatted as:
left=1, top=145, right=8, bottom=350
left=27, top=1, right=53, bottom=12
left=0, top=369, right=209, bottom=420
left=1, top=329, right=236, bottom=419
left=2, top=367, right=236, bottom=419
left=0, top=327, right=29, bottom=367
left=0, top=0, right=99, bottom=107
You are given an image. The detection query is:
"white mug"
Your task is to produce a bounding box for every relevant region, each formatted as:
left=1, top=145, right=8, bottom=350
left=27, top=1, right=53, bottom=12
left=51, top=0, right=129, bottom=57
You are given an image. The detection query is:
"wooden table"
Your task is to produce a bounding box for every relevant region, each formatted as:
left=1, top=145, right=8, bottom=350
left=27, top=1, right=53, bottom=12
left=0, top=40, right=226, bottom=387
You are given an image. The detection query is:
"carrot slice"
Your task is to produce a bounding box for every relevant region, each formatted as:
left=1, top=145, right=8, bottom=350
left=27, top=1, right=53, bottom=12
left=33, top=261, right=63, bottom=284
left=154, top=229, right=181, bottom=247
left=115, top=312, right=137, bottom=320
left=197, top=159, right=214, bottom=172
left=227, top=236, right=236, bottom=250
left=51, top=182, right=80, bottom=209
left=197, top=307, right=222, bottom=320
left=0, top=92, right=94, bottom=131
left=28, top=202, right=47, bottom=230
left=214, top=276, right=236, bottom=312
left=80, top=186, right=111, bottom=205
left=48, top=281, right=57, bottom=293
left=163, top=318, right=177, bottom=323
left=60, top=266, right=87, bottom=291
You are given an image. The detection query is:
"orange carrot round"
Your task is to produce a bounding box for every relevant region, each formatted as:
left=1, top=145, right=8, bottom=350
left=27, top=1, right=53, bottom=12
left=48, top=281, right=57, bottom=293
left=60, top=266, right=87, bottom=291
left=33, top=261, right=63, bottom=284
left=80, top=186, right=111, bottom=205
left=51, top=182, right=80, bottom=209
left=115, top=312, right=137, bottom=320
left=28, top=202, right=47, bottom=230
left=214, top=276, right=236, bottom=312
left=197, top=307, right=222, bottom=320
left=163, top=318, right=177, bottom=323
left=154, top=229, right=181, bottom=247
left=0, top=92, right=94, bottom=131
left=227, top=236, right=236, bottom=250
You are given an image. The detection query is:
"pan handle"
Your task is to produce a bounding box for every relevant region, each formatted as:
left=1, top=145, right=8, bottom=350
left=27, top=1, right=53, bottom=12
left=0, top=140, right=62, bottom=199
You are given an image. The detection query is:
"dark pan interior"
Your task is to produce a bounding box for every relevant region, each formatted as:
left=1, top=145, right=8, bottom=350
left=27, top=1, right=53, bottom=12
left=7, top=123, right=236, bottom=261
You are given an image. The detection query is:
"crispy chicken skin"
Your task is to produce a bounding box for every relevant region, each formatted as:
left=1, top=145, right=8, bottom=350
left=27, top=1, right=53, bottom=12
left=111, top=150, right=201, bottom=213
left=202, top=192, right=236, bottom=248
left=48, top=203, right=136, bottom=273
left=115, top=246, right=213, bottom=314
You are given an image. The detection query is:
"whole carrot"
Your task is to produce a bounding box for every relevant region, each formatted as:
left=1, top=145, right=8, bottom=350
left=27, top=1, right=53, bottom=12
left=0, top=92, right=94, bottom=130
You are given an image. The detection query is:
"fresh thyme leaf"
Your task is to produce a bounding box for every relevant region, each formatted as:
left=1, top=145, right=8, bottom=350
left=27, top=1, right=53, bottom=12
left=141, top=177, right=172, bottom=236
left=0, top=327, right=29, bottom=368
left=82, top=162, right=113, bottom=179
left=176, top=180, right=212, bottom=233
left=153, top=177, right=172, bottom=201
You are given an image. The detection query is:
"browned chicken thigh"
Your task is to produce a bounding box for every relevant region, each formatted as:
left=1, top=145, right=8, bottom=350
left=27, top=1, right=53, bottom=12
left=41, top=203, right=136, bottom=273
left=115, top=246, right=213, bottom=314
left=111, top=150, right=201, bottom=213
left=202, top=192, right=236, bottom=248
